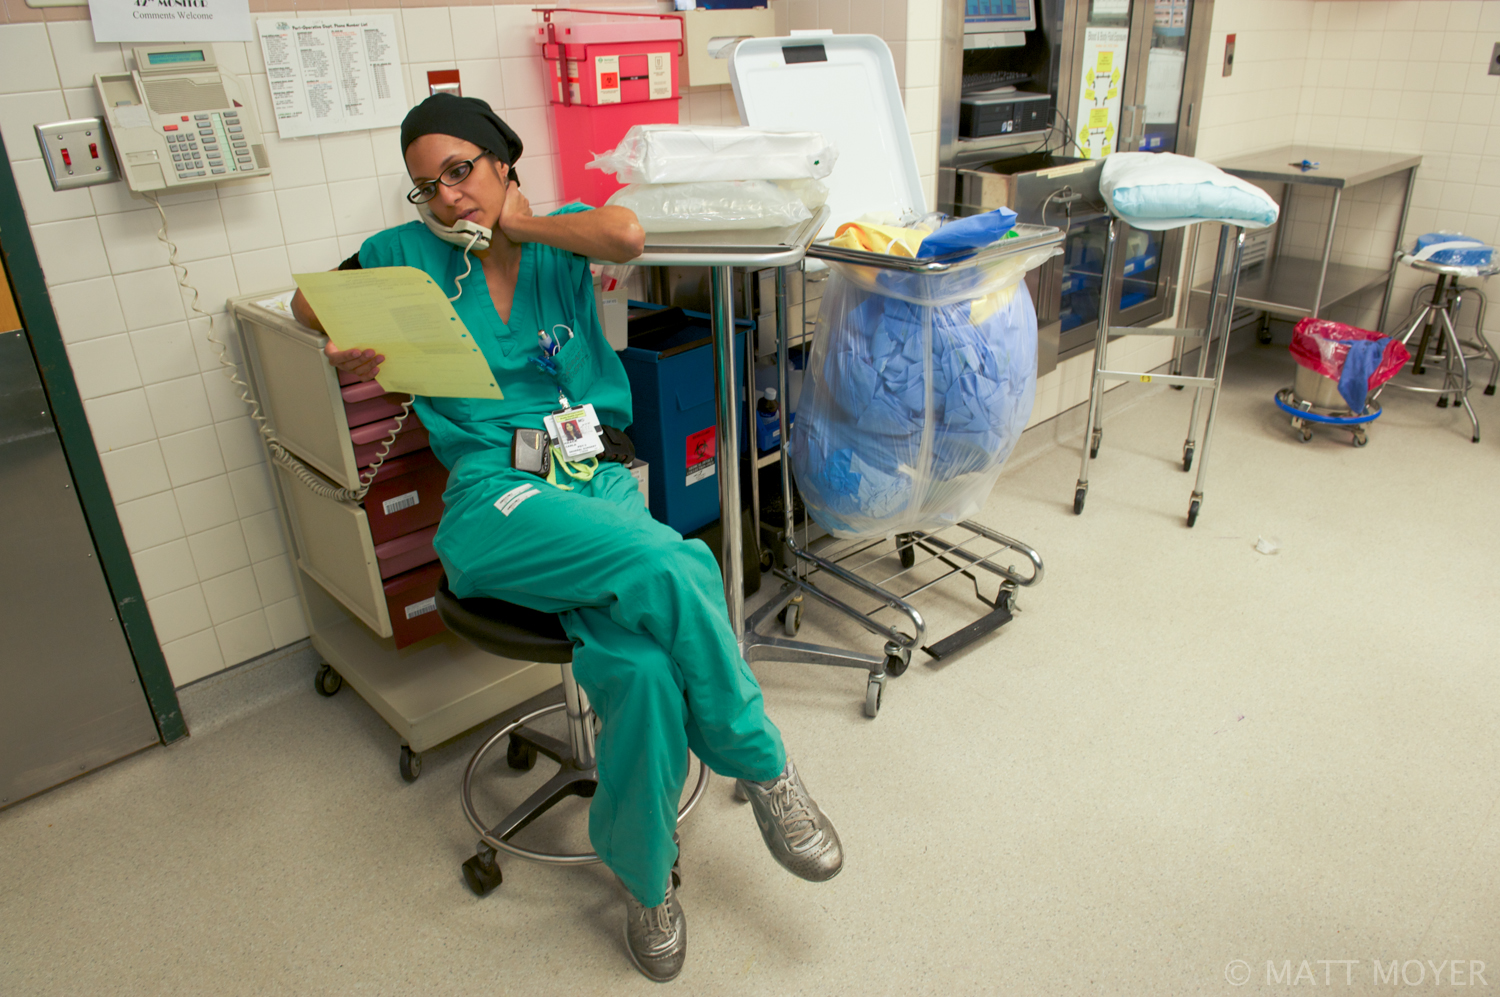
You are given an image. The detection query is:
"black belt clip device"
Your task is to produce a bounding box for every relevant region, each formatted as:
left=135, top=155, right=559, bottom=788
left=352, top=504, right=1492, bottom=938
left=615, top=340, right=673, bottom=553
left=511, top=427, right=551, bottom=478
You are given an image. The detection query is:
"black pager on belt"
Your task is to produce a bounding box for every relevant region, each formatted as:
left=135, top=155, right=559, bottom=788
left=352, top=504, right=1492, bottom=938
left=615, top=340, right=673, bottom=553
left=511, top=428, right=551, bottom=478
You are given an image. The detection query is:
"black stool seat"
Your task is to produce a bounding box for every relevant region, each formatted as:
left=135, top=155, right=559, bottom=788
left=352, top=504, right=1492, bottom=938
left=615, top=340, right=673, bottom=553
left=436, top=575, right=573, bottom=664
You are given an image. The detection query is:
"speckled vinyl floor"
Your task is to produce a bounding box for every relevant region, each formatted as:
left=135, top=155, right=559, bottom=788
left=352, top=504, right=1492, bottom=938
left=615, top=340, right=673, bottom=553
left=3, top=345, right=1497, bottom=996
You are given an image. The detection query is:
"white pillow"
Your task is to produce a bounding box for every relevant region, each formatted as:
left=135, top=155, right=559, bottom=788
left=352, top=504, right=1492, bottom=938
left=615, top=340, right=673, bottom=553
left=1100, top=152, right=1280, bottom=231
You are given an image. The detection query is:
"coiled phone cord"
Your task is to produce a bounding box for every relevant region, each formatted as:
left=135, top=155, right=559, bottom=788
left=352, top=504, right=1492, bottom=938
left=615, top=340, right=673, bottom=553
left=146, top=192, right=413, bottom=504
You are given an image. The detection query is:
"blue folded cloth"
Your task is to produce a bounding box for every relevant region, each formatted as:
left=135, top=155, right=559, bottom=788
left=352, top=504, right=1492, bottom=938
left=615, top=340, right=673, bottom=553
left=915, top=207, right=1018, bottom=259
left=1337, top=338, right=1389, bottom=412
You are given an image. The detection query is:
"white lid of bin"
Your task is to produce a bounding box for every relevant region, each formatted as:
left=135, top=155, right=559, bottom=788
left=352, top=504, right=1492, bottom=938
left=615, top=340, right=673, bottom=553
left=729, top=32, right=925, bottom=241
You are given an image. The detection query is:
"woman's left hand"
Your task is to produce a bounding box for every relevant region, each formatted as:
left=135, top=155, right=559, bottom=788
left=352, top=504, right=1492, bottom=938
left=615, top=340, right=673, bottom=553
left=497, top=180, right=533, bottom=243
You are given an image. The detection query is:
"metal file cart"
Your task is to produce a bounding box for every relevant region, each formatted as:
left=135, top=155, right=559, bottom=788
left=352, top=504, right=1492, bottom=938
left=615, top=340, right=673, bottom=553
left=227, top=293, right=560, bottom=781
left=1187, top=146, right=1421, bottom=338
left=744, top=225, right=1063, bottom=718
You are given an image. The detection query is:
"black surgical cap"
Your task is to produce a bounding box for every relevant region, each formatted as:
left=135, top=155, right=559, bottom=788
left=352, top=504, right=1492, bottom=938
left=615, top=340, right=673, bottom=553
left=400, top=93, right=523, bottom=168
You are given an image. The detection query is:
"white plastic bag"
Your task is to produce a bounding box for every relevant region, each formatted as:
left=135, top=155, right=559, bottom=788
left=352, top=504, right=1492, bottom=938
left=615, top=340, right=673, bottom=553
left=587, top=125, right=837, bottom=183
left=605, top=180, right=826, bottom=232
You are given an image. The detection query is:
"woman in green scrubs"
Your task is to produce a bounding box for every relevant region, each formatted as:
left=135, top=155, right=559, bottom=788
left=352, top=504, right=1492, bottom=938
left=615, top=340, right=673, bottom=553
left=291, top=94, right=842, bottom=983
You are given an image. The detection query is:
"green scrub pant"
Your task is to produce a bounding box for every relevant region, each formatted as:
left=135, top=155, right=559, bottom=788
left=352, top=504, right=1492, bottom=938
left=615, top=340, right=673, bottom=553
left=438, top=456, right=787, bottom=907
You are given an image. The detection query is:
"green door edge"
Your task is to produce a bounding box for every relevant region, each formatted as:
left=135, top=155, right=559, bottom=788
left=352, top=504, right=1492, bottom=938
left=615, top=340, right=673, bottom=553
left=0, top=133, right=186, bottom=744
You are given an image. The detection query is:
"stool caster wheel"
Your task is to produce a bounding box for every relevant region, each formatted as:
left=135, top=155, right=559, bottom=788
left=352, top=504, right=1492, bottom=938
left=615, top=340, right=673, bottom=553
left=1073, top=487, right=1087, bottom=515
left=1182, top=445, right=1194, bottom=472
left=897, top=533, right=916, bottom=569
left=462, top=847, right=503, bottom=897
left=399, top=744, right=421, bottom=782
left=506, top=735, right=538, bottom=771
left=1485, top=385, right=1496, bottom=396
left=1187, top=499, right=1201, bottom=528
left=314, top=664, right=342, bottom=697
left=1437, top=396, right=1450, bottom=408
left=779, top=600, right=802, bottom=637
left=883, top=641, right=910, bottom=678
left=1351, top=427, right=1368, bottom=447
left=864, top=675, right=885, bottom=718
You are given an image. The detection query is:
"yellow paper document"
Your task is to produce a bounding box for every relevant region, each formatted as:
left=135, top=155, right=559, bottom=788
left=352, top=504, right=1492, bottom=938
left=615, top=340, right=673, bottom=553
left=294, top=267, right=503, bottom=400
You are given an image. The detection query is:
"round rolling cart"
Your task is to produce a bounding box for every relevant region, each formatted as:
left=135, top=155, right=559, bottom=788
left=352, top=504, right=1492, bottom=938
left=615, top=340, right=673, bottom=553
left=1274, top=386, right=1380, bottom=447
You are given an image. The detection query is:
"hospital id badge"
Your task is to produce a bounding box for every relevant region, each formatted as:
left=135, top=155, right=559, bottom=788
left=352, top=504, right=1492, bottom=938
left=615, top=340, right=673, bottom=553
left=545, top=402, right=606, bottom=461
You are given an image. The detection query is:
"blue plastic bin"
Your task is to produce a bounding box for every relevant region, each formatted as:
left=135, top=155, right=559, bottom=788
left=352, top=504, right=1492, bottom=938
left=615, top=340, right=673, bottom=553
left=620, top=304, right=750, bottom=536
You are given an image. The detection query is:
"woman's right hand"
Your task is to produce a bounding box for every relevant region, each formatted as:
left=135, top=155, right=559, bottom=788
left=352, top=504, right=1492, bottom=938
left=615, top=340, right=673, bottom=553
left=323, top=342, right=384, bottom=382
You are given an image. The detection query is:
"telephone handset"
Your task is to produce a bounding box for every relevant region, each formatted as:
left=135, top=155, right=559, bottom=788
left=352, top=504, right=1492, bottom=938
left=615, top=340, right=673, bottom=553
left=418, top=202, right=492, bottom=252
left=96, top=43, right=272, bottom=194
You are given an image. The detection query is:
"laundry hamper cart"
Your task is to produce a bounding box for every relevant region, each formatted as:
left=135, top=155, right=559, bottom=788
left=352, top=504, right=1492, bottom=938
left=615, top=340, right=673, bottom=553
left=1273, top=317, right=1408, bottom=446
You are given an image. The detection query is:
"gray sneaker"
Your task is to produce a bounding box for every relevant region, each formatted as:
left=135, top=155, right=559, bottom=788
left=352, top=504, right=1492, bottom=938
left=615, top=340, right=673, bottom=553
left=733, top=759, right=843, bottom=882
left=623, top=883, right=686, bottom=983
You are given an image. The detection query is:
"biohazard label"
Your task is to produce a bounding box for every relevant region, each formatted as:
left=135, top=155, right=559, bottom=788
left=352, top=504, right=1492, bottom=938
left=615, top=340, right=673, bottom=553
left=685, top=426, right=716, bottom=486
left=648, top=52, right=671, bottom=99
left=595, top=55, right=621, bottom=104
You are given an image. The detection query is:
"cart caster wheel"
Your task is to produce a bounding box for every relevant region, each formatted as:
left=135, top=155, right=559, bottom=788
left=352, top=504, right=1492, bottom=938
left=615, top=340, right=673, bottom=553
left=780, top=601, right=802, bottom=637
left=1351, top=427, right=1368, bottom=447
left=1437, top=396, right=1449, bottom=408
left=1187, top=499, right=1200, bottom=528
left=314, top=663, right=342, bottom=697
left=506, top=735, right=537, bottom=771
left=1182, top=445, right=1194, bottom=472
left=1299, top=427, right=1313, bottom=443
left=399, top=744, right=421, bottom=782
left=462, top=851, right=503, bottom=897
left=897, top=534, right=916, bottom=569
left=1485, top=385, right=1496, bottom=396
left=883, top=642, right=911, bottom=678
left=864, top=676, right=885, bottom=719
left=1256, top=328, right=1273, bottom=345
left=758, top=546, right=774, bottom=573
left=1073, top=487, right=1087, bottom=515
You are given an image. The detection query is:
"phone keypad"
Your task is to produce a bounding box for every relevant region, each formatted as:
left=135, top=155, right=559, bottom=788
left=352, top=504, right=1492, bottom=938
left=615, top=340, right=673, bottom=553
left=165, top=109, right=253, bottom=182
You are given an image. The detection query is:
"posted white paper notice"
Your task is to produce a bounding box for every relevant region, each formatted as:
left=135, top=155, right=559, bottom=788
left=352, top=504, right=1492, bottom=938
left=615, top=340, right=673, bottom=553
left=294, top=267, right=503, bottom=400
left=90, top=0, right=252, bottom=42
left=257, top=16, right=406, bottom=138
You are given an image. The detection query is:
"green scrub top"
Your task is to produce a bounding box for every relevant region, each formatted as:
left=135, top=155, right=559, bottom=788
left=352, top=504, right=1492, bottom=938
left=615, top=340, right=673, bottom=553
left=355, top=205, right=633, bottom=479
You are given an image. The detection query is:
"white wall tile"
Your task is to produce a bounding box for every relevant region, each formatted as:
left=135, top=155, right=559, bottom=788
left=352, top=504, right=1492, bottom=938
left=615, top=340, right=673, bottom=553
left=202, top=359, right=253, bottom=422
left=84, top=388, right=157, bottom=452
left=45, top=21, right=123, bottom=91
left=265, top=133, right=329, bottom=189
left=500, top=57, right=546, bottom=109
left=219, top=190, right=285, bottom=253
left=370, top=126, right=405, bottom=176
left=202, top=565, right=263, bottom=624
left=116, top=490, right=185, bottom=552
left=495, top=6, right=538, bottom=59
left=161, top=199, right=231, bottom=263
left=212, top=41, right=251, bottom=77
left=62, top=87, right=103, bottom=121
left=252, top=554, right=298, bottom=606
left=50, top=276, right=126, bottom=344
left=229, top=463, right=277, bottom=518
left=451, top=6, right=500, bottom=61
left=0, top=25, right=60, bottom=95
left=231, top=247, right=294, bottom=297
left=159, top=628, right=225, bottom=687
left=98, top=440, right=171, bottom=505
left=265, top=596, right=309, bottom=649
left=0, top=90, right=68, bottom=163
left=160, top=426, right=228, bottom=487
left=215, top=416, right=265, bottom=472
left=116, top=267, right=188, bottom=331
left=905, top=39, right=938, bottom=88
left=328, top=178, right=385, bottom=236
left=131, top=538, right=199, bottom=601
left=31, top=217, right=111, bottom=285
left=455, top=59, right=506, bottom=110
left=176, top=255, right=241, bottom=318
left=147, top=585, right=213, bottom=644
left=276, top=185, right=337, bottom=244
left=96, top=209, right=172, bottom=273
left=320, top=130, right=378, bottom=183
left=67, top=334, right=143, bottom=400
left=145, top=375, right=214, bottom=438
left=215, top=610, right=273, bottom=666
left=173, top=474, right=240, bottom=534
left=287, top=236, right=343, bottom=275
left=374, top=174, right=415, bottom=231
left=404, top=7, right=455, bottom=63
left=241, top=509, right=286, bottom=563
left=12, top=158, right=95, bottom=224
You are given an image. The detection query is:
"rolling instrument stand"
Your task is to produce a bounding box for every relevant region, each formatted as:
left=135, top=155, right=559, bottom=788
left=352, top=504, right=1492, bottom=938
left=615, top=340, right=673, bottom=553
left=1074, top=218, right=1248, bottom=527
left=745, top=229, right=1059, bottom=718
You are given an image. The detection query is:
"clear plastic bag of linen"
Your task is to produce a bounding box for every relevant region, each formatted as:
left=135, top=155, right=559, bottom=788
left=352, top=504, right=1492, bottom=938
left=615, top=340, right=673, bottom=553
left=792, top=235, right=1060, bottom=539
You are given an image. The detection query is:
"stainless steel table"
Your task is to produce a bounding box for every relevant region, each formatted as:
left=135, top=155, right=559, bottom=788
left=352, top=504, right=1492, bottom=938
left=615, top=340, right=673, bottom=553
left=632, top=208, right=830, bottom=648
left=1193, top=145, right=1421, bottom=331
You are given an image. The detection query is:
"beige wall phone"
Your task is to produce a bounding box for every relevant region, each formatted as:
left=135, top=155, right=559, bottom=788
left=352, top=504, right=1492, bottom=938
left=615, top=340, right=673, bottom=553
left=96, top=43, right=271, bottom=193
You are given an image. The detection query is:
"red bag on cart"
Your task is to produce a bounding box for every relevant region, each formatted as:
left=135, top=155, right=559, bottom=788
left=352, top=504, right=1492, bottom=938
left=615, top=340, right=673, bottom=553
left=1290, top=318, right=1410, bottom=412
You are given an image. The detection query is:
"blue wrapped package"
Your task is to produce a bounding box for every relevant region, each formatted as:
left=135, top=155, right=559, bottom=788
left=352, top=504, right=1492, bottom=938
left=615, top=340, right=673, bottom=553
left=1413, top=232, right=1493, bottom=267
left=791, top=271, right=1041, bottom=538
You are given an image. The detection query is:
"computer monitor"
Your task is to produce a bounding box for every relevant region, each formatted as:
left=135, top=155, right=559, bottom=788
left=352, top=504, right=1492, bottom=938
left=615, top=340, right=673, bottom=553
left=964, top=0, right=1036, bottom=49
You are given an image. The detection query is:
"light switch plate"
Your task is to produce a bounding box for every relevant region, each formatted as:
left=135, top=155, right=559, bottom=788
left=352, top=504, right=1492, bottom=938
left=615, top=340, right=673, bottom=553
left=35, top=118, right=120, bottom=191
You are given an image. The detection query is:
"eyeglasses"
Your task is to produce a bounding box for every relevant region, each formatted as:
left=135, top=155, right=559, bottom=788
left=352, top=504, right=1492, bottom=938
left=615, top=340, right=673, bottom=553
left=406, top=154, right=493, bottom=204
